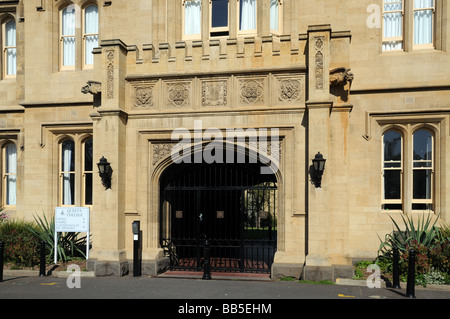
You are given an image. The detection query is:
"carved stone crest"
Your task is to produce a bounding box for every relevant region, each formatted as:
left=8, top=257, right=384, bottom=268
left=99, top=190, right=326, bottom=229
left=167, top=83, right=190, bottom=107
left=240, top=79, right=264, bottom=104
left=202, top=80, right=228, bottom=107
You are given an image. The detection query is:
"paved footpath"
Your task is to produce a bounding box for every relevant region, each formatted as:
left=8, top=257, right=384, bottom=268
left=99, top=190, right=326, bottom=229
left=1, top=274, right=449, bottom=317
left=1, top=272, right=449, bottom=304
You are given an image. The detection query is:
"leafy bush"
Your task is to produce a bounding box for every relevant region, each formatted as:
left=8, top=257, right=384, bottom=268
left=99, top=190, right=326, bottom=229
left=353, top=260, right=373, bottom=280
left=376, top=213, right=450, bottom=286
left=0, top=219, right=40, bottom=267
left=0, top=209, right=9, bottom=223
left=25, top=214, right=88, bottom=263
left=439, top=221, right=450, bottom=241
left=378, top=213, right=439, bottom=257
left=417, top=268, right=448, bottom=287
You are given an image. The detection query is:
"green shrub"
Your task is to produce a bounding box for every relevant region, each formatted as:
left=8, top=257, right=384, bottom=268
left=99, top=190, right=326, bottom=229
left=377, top=213, right=439, bottom=258
left=0, top=209, right=9, bottom=223
left=0, top=219, right=40, bottom=267
left=376, top=213, right=450, bottom=286
left=353, top=260, right=373, bottom=280
left=25, top=214, right=88, bottom=263
left=439, top=221, right=450, bottom=241
left=420, top=268, right=447, bottom=286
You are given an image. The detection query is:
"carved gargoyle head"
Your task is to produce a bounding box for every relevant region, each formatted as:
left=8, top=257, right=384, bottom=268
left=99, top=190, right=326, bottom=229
left=329, top=68, right=354, bottom=87
left=82, top=81, right=102, bottom=107
left=81, top=81, right=102, bottom=95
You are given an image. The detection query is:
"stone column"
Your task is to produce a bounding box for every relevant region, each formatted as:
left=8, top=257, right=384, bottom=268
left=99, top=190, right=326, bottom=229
left=88, top=40, right=129, bottom=276
left=304, top=25, right=334, bottom=281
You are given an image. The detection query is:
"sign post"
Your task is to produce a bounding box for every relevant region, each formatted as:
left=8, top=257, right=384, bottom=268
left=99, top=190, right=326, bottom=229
left=54, top=207, right=90, bottom=264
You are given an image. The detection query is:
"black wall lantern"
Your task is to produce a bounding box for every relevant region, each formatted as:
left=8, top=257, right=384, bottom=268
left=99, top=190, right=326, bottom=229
left=97, top=156, right=112, bottom=189
left=312, top=152, right=326, bottom=188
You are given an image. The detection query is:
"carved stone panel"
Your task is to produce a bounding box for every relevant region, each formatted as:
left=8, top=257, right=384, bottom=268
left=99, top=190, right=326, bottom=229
left=239, top=78, right=265, bottom=105
left=166, top=81, right=192, bottom=108
left=133, top=83, right=155, bottom=108
left=314, top=37, right=325, bottom=91
left=274, top=74, right=305, bottom=105
left=106, top=50, right=115, bottom=99
left=201, top=79, right=228, bottom=107
left=152, top=143, right=175, bottom=166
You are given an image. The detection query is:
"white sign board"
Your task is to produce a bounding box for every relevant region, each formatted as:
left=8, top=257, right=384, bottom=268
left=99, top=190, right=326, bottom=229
left=55, top=207, right=89, bottom=232
left=54, top=207, right=90, bottom=263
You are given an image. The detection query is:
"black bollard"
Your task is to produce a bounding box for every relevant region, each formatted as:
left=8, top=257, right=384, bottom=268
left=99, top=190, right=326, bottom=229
left=39, top=241, right=46, bottom=276
left=405, top=249, right=416, bottom=298
left=392, top=246, right=401, bottom=289
left=132, top=221, right=141, bottom=277
left=202, top=239, right=211, bottom=280
left=0, top=241, right=4, bottom=282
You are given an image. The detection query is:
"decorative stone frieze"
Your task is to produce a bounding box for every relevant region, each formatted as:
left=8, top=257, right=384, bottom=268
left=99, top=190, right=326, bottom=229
left=126, top=73, right=310, bottom=110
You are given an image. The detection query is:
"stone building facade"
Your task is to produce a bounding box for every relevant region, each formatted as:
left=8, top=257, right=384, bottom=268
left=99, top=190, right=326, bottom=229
left=0, top=0, right=449, bottom=280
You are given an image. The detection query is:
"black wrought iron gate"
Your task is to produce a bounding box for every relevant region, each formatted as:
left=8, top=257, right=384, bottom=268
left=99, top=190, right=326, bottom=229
left=160, top=162, right=277, bottom=274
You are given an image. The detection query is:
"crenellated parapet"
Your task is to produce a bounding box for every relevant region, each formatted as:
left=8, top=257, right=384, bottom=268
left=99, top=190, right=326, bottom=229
left=125, top=34, right=307, bottom=76
left=91, top=26, right=352, bottom=114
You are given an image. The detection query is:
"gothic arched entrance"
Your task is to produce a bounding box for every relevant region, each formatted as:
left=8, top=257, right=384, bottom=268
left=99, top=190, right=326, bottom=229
left=159, top=151, right=278, bottom=274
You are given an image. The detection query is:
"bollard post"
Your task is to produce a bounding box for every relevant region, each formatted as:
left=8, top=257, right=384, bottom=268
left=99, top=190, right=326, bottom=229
left=405, top=249, right=416, bottom=298
left=39, top=241, right=46, bottom=276
left=202, top=239, right=211, bottom=280
left=0, top=241, right=4, bottom=282
left=392, top=246, right=401, bottom=289
left=132, top=221, right=141, bottom=277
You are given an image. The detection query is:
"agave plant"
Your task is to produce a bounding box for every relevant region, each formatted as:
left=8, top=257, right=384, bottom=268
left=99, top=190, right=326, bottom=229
left=438, top=221, right=450, bottom=242
left=26, top=214, right=88, bottom=263
left=377, top=213, right=440, bottom=259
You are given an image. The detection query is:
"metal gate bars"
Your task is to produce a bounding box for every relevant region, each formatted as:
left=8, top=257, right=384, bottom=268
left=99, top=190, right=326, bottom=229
left=160, top=161, right=277, bottom=274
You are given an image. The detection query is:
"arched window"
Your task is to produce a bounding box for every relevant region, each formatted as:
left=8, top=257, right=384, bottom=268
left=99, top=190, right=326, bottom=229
left=2, top=143, right=17, bottom=206
left=412, top=129, right=433, bottom=210
left=3, top=19, right=16, bottom=76
left=61, top=139, right=75, bottom=205
left=83, top=138, right=93, bottom=205
left=383, top=130, right=403, bottom=210
left=381, top=126, right=436, bottom=212
left=61, top=5, right=76, bottom=68
left=84, top=4, right=99, bottom=66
